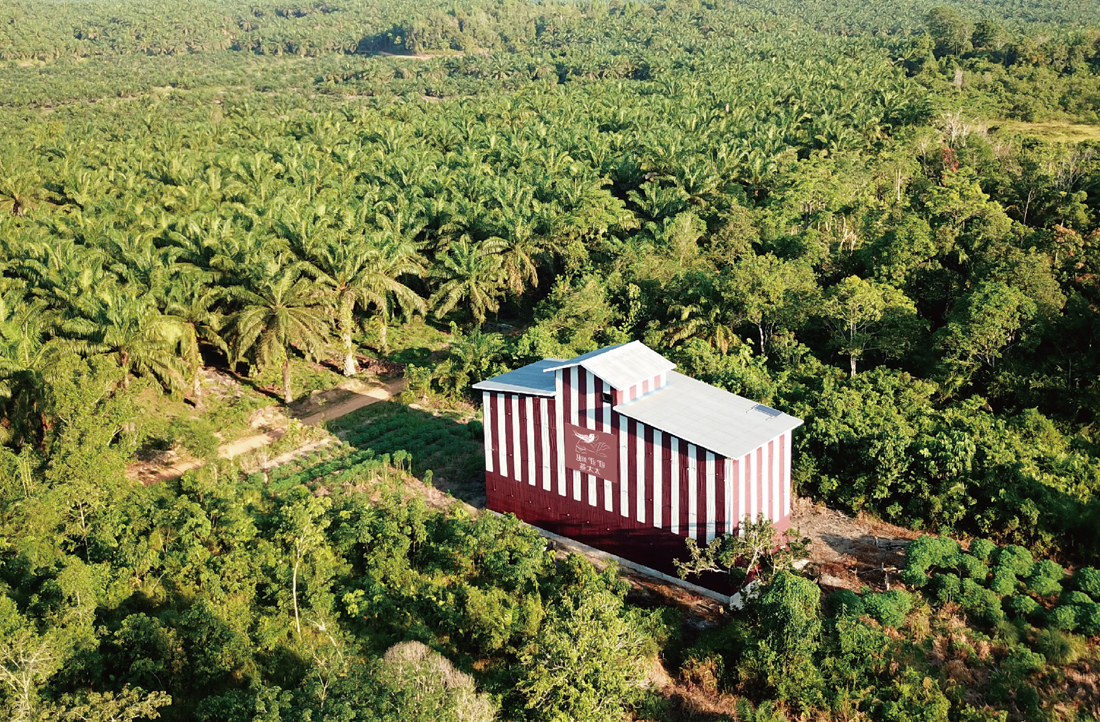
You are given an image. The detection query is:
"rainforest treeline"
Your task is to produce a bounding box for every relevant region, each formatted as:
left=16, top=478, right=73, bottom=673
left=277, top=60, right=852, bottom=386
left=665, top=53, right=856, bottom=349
left=1, top=0, right=1100, bottom=719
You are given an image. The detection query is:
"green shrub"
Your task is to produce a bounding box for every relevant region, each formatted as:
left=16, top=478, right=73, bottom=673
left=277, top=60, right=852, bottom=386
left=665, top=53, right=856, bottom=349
left=930, top=573, right=961, bottom=606
left=993, top=620, right=1021, bottom=645
left=863, top=590, right=913, bottom=628
left=750, top=571, right=823, bottom=703
left=1027, top=560, right=1065, bottom=598
left=1046, top=605, right=1078, bottom=632
left=823, top=589, right=864, bottom=618
left=1002, top=646, right=1046, bottom=677
left=1031, top=559, right=1065, bottom=581
left=955, top=704, right=1009, bottom=722
left=1027, top=576, right=1062, bottom=598
left=1033, top=629, right=1085, bottom=665
left=900, top=567, right=929, bottom=588
left=1074, top=602, right=1100, bottom=637
left=881, top=668, right=950, bottom=722
left=959, top=580, right=1005, bottom=624
left=994, top=545, right=1035, bottom=578
left=990, top=570, right=1018, bottom=598
left=957, top=554, right=989, bottom=581
left=968, top=539, right=998, bottom=563
left=168, top=417, right=220, bottom=460
left=1073, top=567, right=1100, bottom=601
left=1009, top=595, right=1040, bottom=618
left=903, top=537, right=962, bottom=587
left=1061, top=591, right=1092, bottom=607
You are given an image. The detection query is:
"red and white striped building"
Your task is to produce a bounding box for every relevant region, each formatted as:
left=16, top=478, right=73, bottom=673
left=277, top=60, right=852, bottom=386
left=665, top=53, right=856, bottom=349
left=473, top=342, right=803, bottom=586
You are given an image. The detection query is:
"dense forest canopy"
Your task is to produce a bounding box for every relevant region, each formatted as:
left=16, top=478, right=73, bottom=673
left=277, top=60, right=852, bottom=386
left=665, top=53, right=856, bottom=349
left=2, top=0, right=1100, bottom=719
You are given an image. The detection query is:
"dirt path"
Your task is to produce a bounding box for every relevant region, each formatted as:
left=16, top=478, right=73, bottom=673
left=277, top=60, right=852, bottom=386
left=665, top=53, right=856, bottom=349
left=299, top=378, right=407, bottom=425
left=136, top=377, right=407, bottom=484
left=792, top=497, right=920, bottom=592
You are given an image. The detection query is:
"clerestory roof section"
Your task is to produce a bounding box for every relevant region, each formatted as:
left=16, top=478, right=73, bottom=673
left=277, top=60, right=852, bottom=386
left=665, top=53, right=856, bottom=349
left=542, top=341, right=676, bottom=391
left=614, top=371, right=803, bottom=460
left=472, top=359, right=563, bottom=397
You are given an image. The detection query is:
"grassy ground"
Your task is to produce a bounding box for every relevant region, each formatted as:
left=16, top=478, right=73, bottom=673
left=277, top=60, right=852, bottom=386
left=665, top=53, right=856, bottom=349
left=378, top=317, right=453, bottom=366
left=327, top=401, right=485, bottom=505
left=991, top=119, right=1100, bottom=142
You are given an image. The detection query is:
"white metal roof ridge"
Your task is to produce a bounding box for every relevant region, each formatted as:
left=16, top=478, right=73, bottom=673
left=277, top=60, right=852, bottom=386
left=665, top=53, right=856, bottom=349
left=613, top=371, right=803, bottom=460
left=472, top=358, right=564, bottom=397
left=541, top=340, right=676, bottom=391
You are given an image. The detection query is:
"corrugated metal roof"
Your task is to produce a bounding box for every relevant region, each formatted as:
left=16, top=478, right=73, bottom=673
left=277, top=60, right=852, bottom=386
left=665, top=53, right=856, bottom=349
left=542, top=341, right=676, bottom=390
left=472, top=359, right=563, bottom=397
left=614, top=371, right=803, bottom=459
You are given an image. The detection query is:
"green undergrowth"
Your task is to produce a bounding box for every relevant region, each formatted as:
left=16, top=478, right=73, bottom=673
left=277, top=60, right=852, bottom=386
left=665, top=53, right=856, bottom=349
left=903, top=536, right=1100, bottom=634
left=327, top=401, right=485, bottom=501
left=244, top=444, right=414, bottom=495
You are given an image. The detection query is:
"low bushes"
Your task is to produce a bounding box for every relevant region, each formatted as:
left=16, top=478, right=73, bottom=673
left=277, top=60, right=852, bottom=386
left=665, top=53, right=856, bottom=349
left=902, top=534, right=1100, bottom=635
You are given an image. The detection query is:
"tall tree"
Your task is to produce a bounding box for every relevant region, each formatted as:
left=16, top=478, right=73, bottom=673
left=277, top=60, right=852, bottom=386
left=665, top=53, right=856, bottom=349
left=725, top=254, right=818, bottom=354
left=303, top=236, right=425, bottom=375
left=58, top=288, right=184, bottom=392
left=937, top=281, right=1039, bottom=389
left=429, top=238, right=507, bottom=324
left=231, top=264, right=329, bottom=404
left=820, top=276, right=919, bottom=378
left=158, top=274, right=228, bottom=405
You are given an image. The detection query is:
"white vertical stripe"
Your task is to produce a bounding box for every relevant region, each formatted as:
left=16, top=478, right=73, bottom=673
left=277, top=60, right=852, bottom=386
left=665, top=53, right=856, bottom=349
left=586, top=371, right=597, bottom=507
left=482, top=392, right=494, bottom=474
left=496, top=393, right=507, bottom=476
left=670, top=437, right=680, bottom=535
left=555, top=372, right=566, bottom=496
left=600, top=379, right=611, bottom=432
left=511, top=395, right=522, bottom=482
left=526, top=397, right=536, bottom=486
left=540, top=398, right=551, bottom=491
left=724, top=458, right=734, bottom=535
left=601, top=378, right=612, bottom=512
left=705, top=451, right=716, bottom=542
left=570, top=370, right=581, bottom=502
left=748, top=450, right=757, bottom=522
left=618, top=411, right=629, bottom=517
left=636, top=424, right=645, bottom=524
left=687, top=444, right=698, bottom=541
left=771, top=439, right=780, bottom=521
left=738, top=455, right=746, bottom=537
left=586, top=370, right=596, bottom=429
left=653, top=430, right=663, bottom=529
left=784, top=433, right=792, bottom=518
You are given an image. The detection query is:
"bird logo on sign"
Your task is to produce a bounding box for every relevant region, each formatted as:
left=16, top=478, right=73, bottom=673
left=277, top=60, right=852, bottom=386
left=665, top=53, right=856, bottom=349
left=572, top=430, right=596, bottom=444
left=572, top=429, right=610, bottom=457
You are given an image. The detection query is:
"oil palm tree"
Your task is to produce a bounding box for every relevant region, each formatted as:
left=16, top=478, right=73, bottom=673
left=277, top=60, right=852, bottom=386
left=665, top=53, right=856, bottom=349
left=0, top=290, right=56, bottom=446
left=59, top=287, right=185, bottom=392
left=158, top=273, right=228, bottom=406
left=303, top=235, right=425, bottom=375
left=429, top=237, right=507, bottom=324
left=231, top=263, right=329, bottom=404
